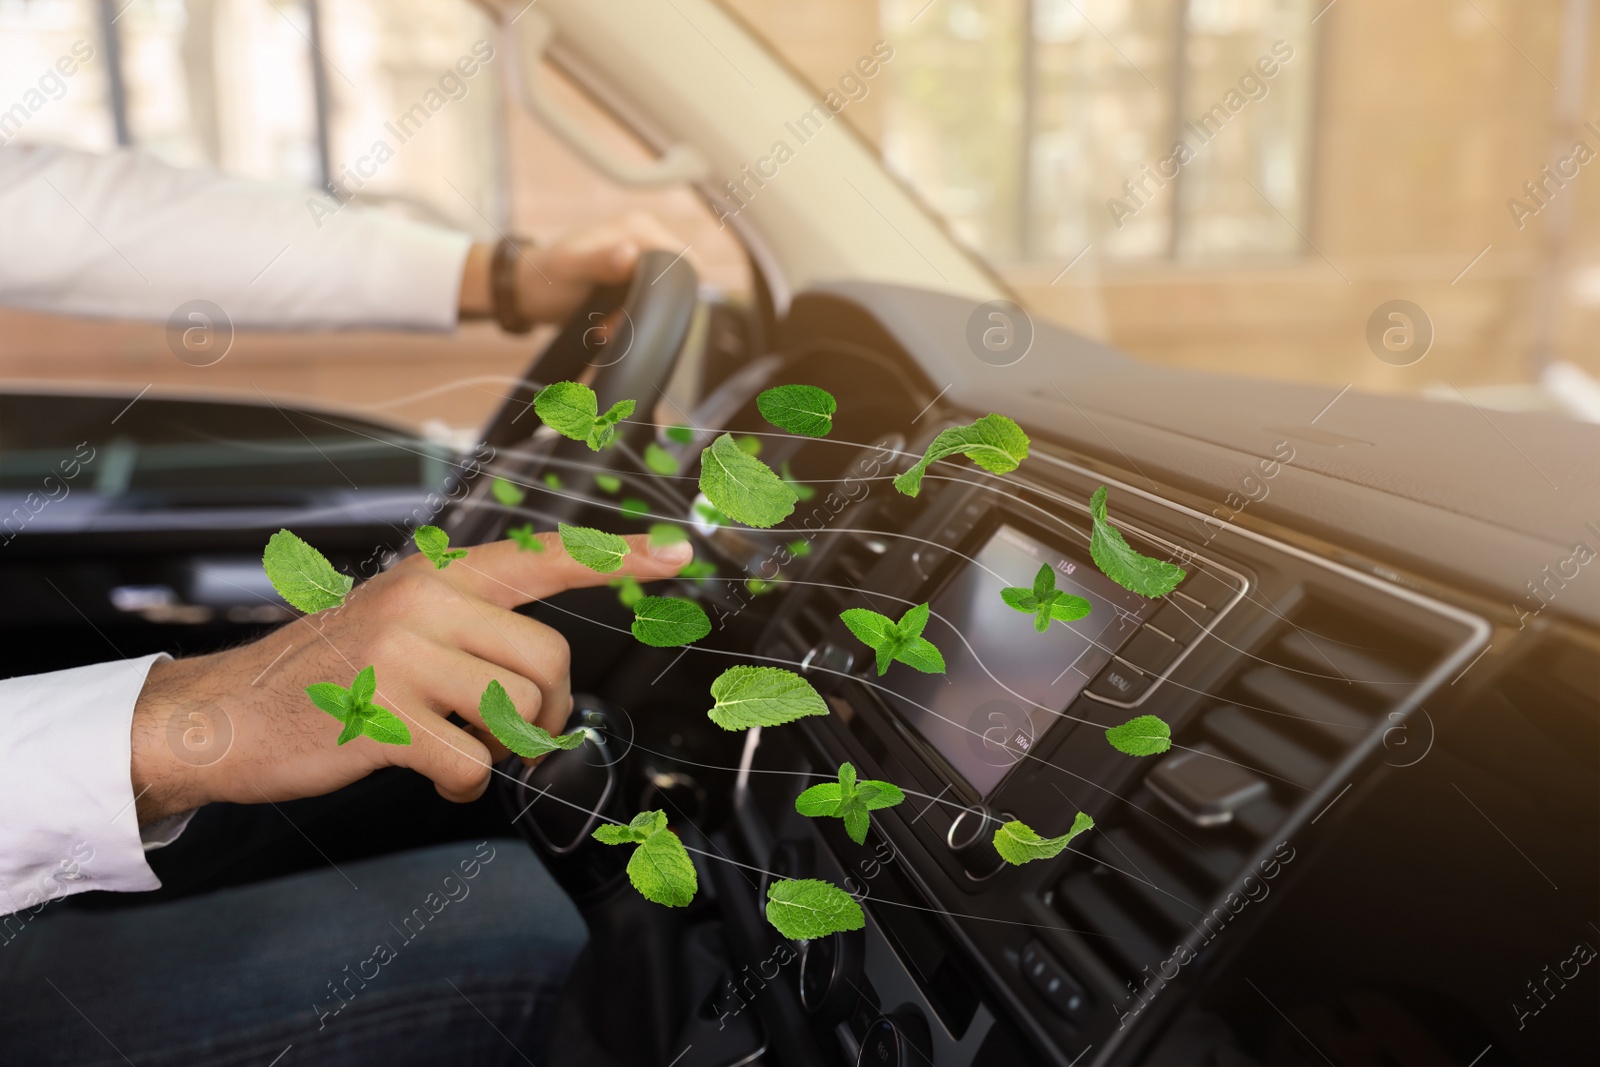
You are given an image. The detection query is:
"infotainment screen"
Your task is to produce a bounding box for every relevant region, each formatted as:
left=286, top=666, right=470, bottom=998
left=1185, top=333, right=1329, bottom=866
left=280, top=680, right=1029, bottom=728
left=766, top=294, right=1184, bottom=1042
left=876, top=524, right=1155, bottom=795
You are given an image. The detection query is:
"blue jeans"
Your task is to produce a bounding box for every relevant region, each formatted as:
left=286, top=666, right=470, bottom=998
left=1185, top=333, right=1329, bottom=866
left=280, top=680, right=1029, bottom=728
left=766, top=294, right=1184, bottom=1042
left=0, top=839, right=585, bottom=1065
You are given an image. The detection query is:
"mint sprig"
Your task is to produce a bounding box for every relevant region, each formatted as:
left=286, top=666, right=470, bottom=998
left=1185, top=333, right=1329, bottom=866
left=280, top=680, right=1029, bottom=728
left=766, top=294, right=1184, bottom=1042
left=698, top=433, right=797, bottom=528
left=839, top=602, right=946, bottom=676
left=592, top=811, right=698, bottom=907
left=305, top=665, right=411, bottom=746
left=414, top=524, right=468, bottom=569
left=706, top=666, right=828, bottom=730
left=263, top=528, right=352, bottom=613
left=992, top=813, right=1094, bottom=865
left=1000, top=563, right=1092, bottom=633
left=765, top=878, right=864, bottom=939
left=478, top=679, right=584, bottom=758
left=894, top=413, right=1029, bottom=497
left=1105, top=714, right=1173, bottom=756
left=1088, top=486, right=1186, bottom=598
left=533, top=380, right=635, bottom=451
left=795, top=762, right=906, bottom=845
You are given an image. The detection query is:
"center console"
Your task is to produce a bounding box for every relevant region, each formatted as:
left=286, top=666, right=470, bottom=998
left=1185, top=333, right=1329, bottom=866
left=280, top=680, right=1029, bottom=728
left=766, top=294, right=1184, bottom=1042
left=716, top=425, right=1489, bottom=1065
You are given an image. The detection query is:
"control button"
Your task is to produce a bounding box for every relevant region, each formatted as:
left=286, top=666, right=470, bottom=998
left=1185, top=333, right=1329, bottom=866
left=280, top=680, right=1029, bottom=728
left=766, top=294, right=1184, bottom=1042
left=857, top=1010, right=932, bottom=1067
left=1020, top=940, right=1090, bottom=1021
left=1179, top=568, right=1237, bottom=609
left=947, top=805, right=1008, bottom=880
left=1087, top=662, right=1151, bottom=702
left=1116, top=628, right=1181, bottom=674
left=1150, top=598, right=1214, bottom=643
left=1147, top=742, right=1269, bottom=826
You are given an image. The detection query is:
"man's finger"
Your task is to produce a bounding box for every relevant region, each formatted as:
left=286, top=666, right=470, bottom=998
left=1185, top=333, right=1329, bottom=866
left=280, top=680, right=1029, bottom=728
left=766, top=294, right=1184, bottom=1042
left=372, top=688, right=495, bottom=803
left=444, top=603, right=574, bottom=737
left=449, top=532, right=694, bottom=609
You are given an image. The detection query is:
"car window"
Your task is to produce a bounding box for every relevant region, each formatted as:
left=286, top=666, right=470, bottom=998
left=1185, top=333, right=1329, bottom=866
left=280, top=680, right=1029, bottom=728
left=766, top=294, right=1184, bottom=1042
left=725, top=0, right=1600, bottom=422
left=0, top=0, right=748, bottom=443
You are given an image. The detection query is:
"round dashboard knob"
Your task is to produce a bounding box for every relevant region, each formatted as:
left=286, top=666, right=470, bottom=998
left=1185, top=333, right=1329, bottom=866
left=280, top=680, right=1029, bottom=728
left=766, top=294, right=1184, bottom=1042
left=798, top=928, right=863, bottom=1021
left=856, top=1010, right=933, bottom=1067
left=946, top=805, right=1009, bottom=880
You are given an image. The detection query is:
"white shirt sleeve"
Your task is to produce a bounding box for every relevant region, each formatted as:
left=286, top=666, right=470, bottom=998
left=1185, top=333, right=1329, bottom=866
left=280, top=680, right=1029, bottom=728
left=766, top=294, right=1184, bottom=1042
left=0, top=653, right=192, bottom=918
left=0, top=144, right=472, bottom=330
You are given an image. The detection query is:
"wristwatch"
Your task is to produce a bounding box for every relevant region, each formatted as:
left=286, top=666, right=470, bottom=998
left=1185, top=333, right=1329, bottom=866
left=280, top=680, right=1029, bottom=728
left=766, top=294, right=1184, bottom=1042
left=491, top=235, right=537, bottom=334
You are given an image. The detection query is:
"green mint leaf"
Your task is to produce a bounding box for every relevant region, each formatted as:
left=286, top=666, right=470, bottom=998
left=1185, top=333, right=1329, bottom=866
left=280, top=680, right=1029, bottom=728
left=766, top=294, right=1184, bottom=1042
left=335, top=717, right=363, bottom=746
left=643, top=443, right=680, bottom=475
left=765, top=878, right=865, bottom=940
left=1046, top=596, right=1091, bottom=624
left=587, top=399, right=636, bottom=451
left=893, top=414, right=1030, bottom=497
left=665, top=424, right=695, bottom=444
left=893, top=636, right=946, bottom=674
left=697, top=433, right=798, bottom=529
left=507, top=524, right=545, bottom=552
left=1104, top=714, right=1173, bottom=756
left=734, top=434, right=762, bottom=456
left=631, top=595, right=711, bottom=647
left=609, top=575, right=645, bottom=606
left=757, top=384, right=837, bottom=437
left=1031, top=563, right=1055, bottom=599
left=491, top=477, right=526, bottom=507
left=1000, top=588, right=1040, bottom=612
left=543, top=472, right=564, bottom=490
left=648, top=523, right=687, bottom=547
left=840, top=604, right=945, bottom=676
left=993, top=813, right=1095, bottom=865
left=1088, top=486, right=1186, bottom=598
left=414, top=525, right=467, bottom=569
left=678, top=559, right=716, bottom=583
left=794, top=781, right=844, bottom=817
left=591, top=810, right=697, bottom=907
left=350, top=664, right=376, bottom=705
left=594, top=473, right=622, bottom=494
left=786, top=539, right=812, bottom=557
left=355, top=704, right=413, bottom=746
left=780, top=460, right=816, bottom=502
left=706, top=666, right=828, bottom=730
left=745, top=577, right=778, bottom=596
left=304, top=681, right=350, bottom=722
left=534, top=381, right=599, bottom=441
left=559, top=522, right=630, bottom=573
left=794, top=762, right=905, bottom=845
left=479, top=679, right=584, bottom=758
left=263, top=529, right=352, bottom=613
left=620, top=497, right=649, bottom=521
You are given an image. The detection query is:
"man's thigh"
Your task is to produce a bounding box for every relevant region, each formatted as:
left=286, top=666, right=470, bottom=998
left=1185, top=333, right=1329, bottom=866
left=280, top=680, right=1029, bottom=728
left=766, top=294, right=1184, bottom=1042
left=0, top=840, right=585, bottom=1067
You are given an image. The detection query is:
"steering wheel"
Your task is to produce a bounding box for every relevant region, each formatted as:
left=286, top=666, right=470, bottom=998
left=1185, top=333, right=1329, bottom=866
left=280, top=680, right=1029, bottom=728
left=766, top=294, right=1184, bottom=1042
left=441, top=248, right=699, bottom=545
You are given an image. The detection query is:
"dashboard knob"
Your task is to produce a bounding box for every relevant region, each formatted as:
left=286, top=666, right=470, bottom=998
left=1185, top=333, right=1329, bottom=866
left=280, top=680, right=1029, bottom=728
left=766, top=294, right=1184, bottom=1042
left=798, top=928, right=863, bottom=1021
left=856, top=1009, right=932, bottom=1067
left=946, top=805, right=1009, bottom=880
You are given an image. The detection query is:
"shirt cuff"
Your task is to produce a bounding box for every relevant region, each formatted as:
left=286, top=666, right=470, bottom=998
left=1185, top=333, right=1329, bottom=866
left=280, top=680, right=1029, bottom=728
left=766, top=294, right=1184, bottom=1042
left=0, top=652, right=181, bottom=917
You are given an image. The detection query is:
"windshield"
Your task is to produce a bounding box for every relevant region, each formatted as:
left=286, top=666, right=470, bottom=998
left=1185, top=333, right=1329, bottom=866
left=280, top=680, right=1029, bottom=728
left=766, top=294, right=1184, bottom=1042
left=725, top=0, right=1599, bottom=421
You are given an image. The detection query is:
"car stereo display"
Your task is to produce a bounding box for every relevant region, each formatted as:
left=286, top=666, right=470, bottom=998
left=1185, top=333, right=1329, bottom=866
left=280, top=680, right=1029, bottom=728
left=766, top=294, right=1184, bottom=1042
left=877, top=524, right=1154, bottom=795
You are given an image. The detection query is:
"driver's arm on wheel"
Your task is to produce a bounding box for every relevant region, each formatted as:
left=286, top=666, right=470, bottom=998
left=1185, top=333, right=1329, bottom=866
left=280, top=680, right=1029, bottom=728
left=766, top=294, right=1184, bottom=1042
left=0, top=144, right=687, bottom=914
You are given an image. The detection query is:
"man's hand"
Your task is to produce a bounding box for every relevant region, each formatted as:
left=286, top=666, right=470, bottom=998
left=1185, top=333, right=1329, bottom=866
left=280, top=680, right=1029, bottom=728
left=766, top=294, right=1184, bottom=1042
left=458, top=213, right=686, bottom=327
left=129, top=531, right=694, bottom=823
